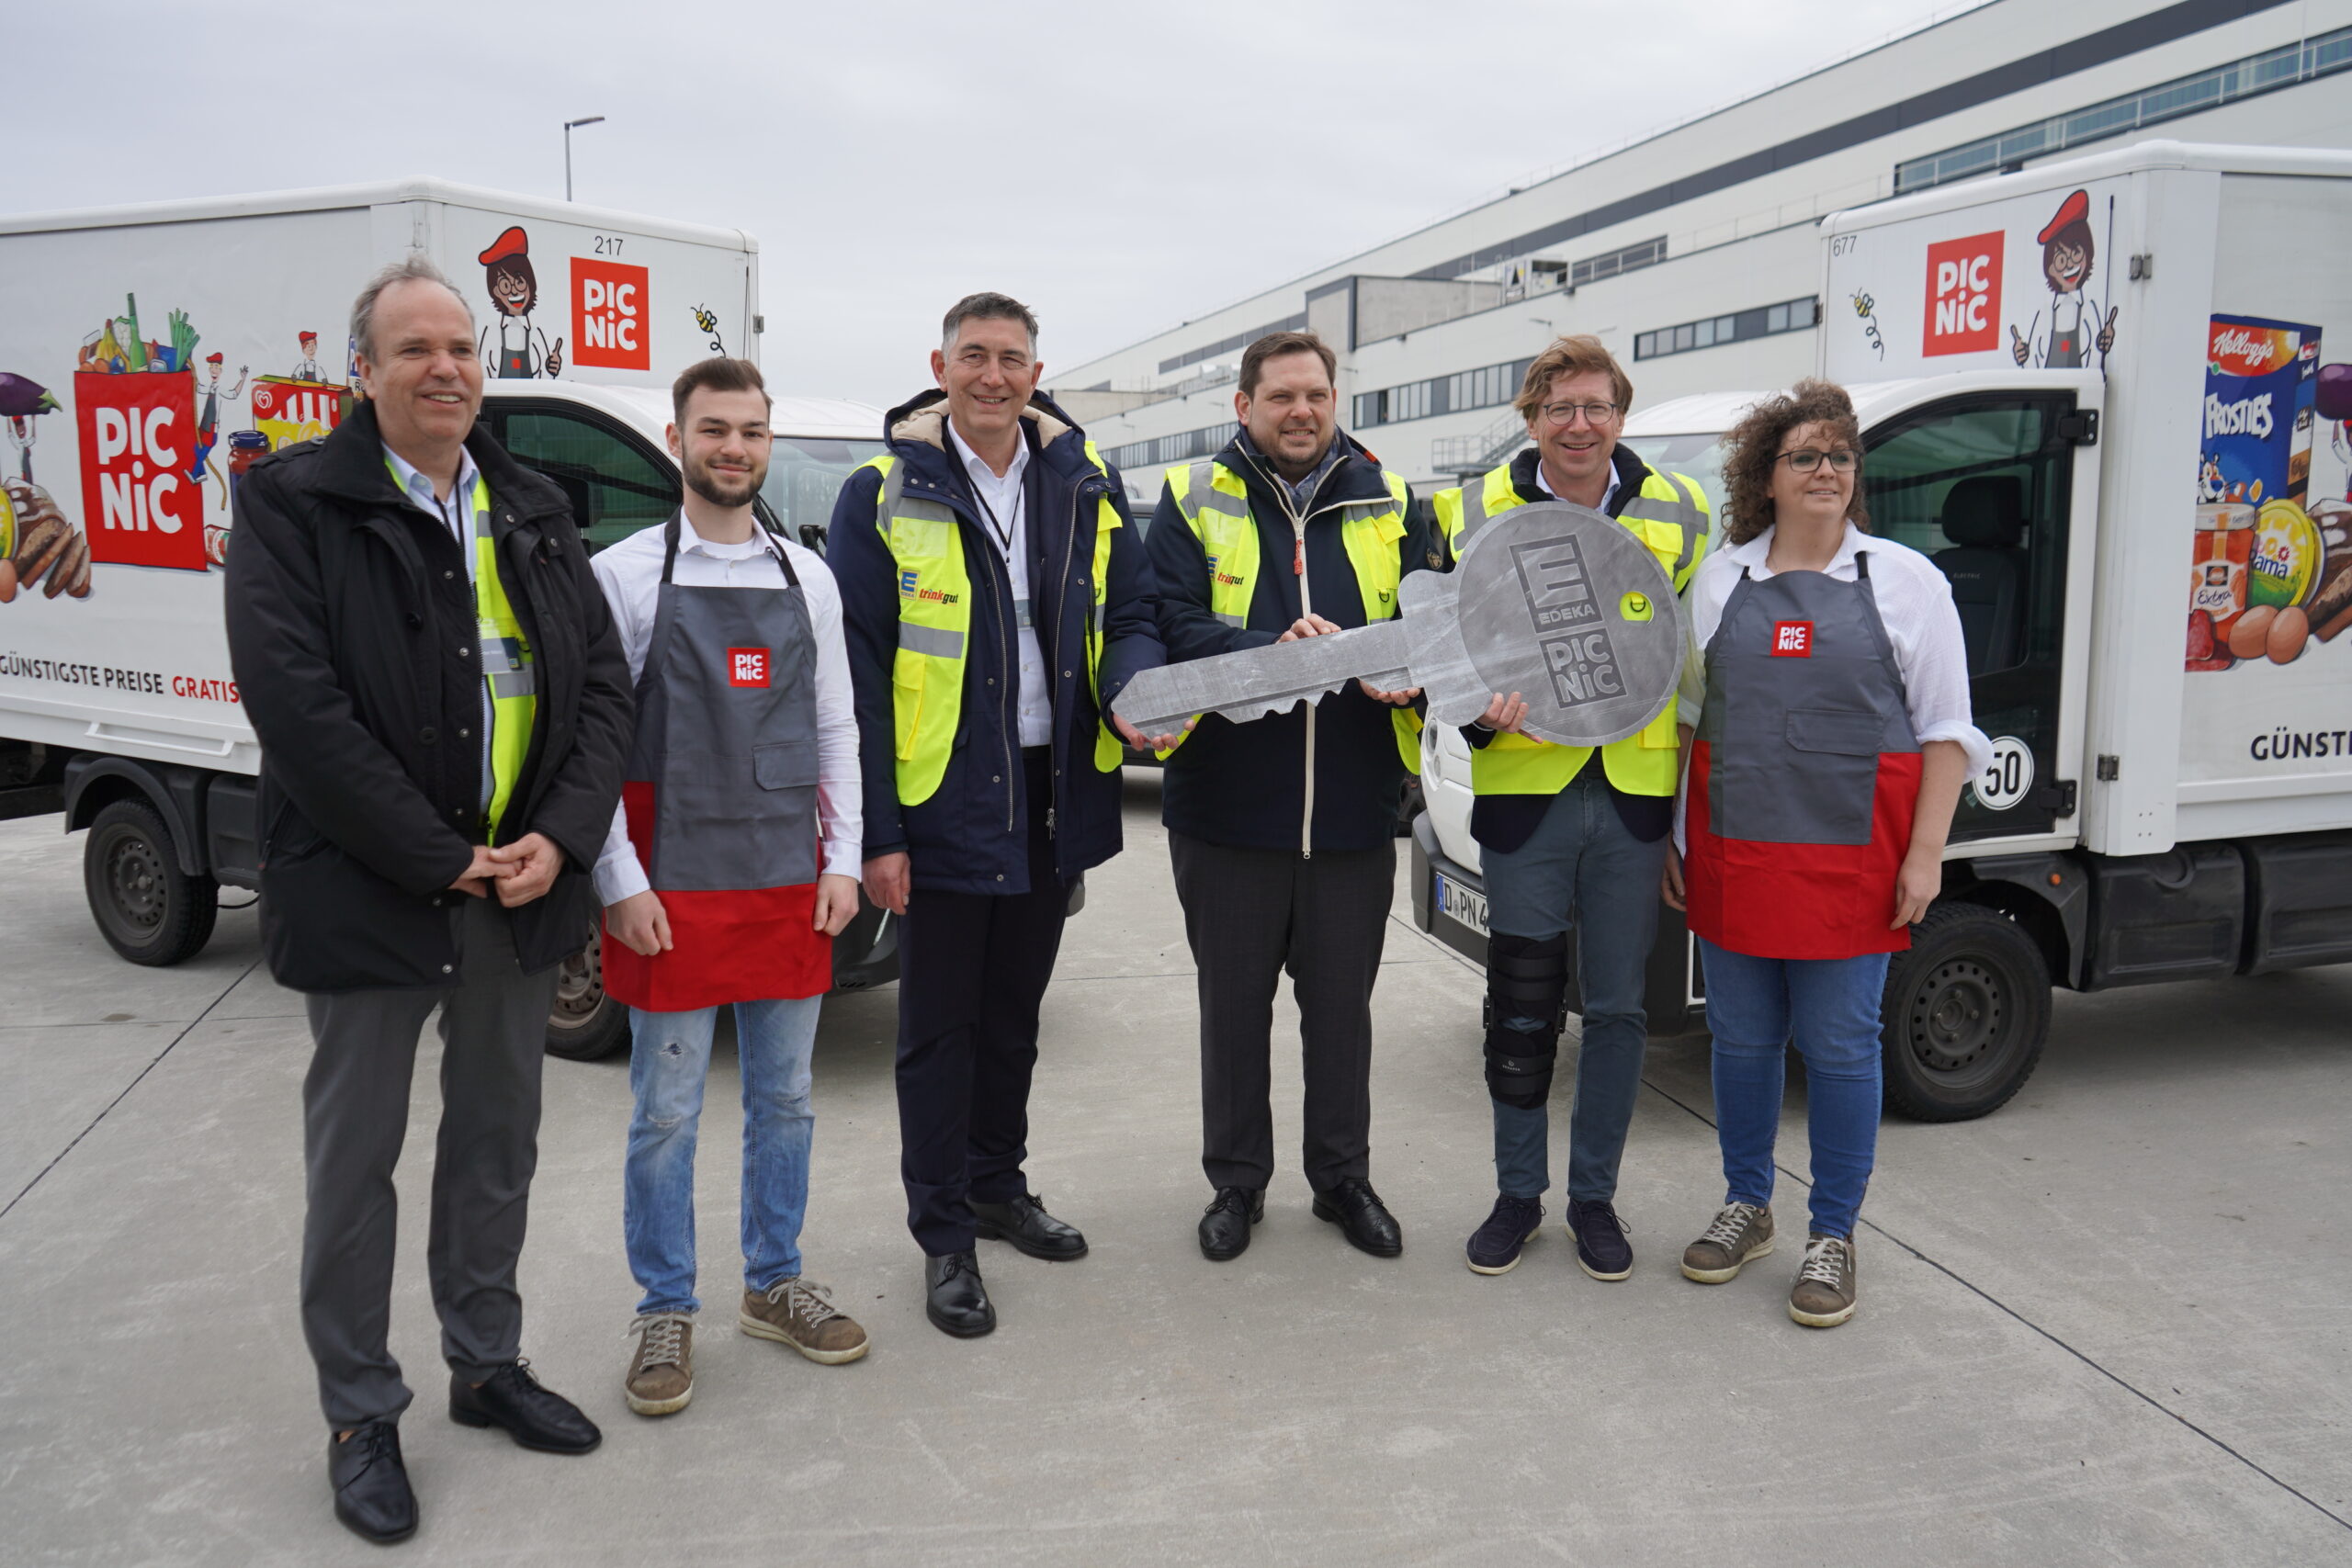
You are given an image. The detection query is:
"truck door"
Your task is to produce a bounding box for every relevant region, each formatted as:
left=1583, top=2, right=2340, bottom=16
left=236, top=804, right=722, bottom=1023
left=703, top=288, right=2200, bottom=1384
left=1860, top=385, right=2100, bottom=843
left=478, top=400, right=681, bottom=554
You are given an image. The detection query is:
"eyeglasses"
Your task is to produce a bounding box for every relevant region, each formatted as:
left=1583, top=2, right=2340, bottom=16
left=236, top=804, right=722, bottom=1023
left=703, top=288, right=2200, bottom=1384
left=1776, top=448, right=1858, bottom=473
left=1538, top=400, right=1621, bottom=427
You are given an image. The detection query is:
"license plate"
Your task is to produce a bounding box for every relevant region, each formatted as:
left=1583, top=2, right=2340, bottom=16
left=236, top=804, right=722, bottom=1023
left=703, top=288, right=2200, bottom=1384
left=1434, top=870, right=1488, bottom=938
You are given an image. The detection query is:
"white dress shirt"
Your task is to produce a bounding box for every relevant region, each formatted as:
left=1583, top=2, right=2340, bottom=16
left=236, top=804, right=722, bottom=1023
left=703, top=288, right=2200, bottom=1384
left=382, top=442, right=493, bottom=812
left=946, top=421, right=1052, bottom=748
left=1532, top=456, right=1620, bottom=516
left=1675, top=522, right=1993, bottom=849
left=589, top=513, right=864, bottom=904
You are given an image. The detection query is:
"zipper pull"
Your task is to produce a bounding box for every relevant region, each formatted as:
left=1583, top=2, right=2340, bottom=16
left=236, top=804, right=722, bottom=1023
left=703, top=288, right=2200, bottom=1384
left=1293, top=537, right=1305, bottom=576
left=1046, top=807, right=1057, bottom=838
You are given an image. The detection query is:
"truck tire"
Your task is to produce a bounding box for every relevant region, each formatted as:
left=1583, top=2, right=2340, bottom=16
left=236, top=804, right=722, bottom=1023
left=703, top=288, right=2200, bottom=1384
left=84, top=797, right=219, bottom=966
left=546, top=940, right=629, bottom=1061
left=1880, top=901, right=2051, bottom=1122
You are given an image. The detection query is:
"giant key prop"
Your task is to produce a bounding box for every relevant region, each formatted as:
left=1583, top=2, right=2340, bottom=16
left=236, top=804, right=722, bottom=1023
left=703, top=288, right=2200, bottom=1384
left=1114, top=501, right=1683, bottom=748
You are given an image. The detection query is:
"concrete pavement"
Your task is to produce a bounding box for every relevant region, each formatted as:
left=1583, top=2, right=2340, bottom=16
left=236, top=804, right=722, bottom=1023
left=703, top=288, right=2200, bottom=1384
left=1, top=776, right=2347, bottom=1565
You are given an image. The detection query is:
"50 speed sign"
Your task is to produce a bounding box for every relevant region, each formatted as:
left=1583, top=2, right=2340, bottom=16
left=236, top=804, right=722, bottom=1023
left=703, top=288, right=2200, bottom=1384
left=1972, top=735, right=2035, bottom=812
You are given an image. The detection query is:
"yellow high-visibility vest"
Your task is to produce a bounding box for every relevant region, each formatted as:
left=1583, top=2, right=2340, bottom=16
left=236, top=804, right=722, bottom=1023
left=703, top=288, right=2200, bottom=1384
left=1429, top=460, right=1710, bottom=797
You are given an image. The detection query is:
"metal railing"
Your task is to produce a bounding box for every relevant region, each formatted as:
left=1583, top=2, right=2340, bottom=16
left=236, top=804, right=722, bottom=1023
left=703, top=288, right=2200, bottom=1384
left=1430, top=409, right=1530, bottom=478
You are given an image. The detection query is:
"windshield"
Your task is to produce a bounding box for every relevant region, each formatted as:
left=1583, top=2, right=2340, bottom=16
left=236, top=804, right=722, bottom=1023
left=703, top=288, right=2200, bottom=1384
left=760, top=435, right=887, bottom=547
left=1619, top=432, right=1728, bottom=520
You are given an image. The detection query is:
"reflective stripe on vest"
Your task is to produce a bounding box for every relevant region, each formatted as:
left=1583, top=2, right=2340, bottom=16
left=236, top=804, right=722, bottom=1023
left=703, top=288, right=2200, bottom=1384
left=1166, top=457, right=1420, bottom=773
left=1079, top=440, right=1124, bottom=775
left=1462, top=465, right=1712, bottom=798
left=468, top=476, right=535, bottom=837
left=873, top=454, right=970, bottom=807
left=1430, top=464, right=1522, bottom=562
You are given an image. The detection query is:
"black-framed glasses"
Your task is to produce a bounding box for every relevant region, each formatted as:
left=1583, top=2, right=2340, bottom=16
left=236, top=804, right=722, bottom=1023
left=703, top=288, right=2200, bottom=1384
left=1539, top=400, right=1620, bottom=427
left=1777, top=448, right=1858, bottom=472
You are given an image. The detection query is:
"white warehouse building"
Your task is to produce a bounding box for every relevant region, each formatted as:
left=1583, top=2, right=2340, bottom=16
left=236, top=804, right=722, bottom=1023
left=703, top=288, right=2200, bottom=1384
left=1048, top=0, right=2352, bottom=502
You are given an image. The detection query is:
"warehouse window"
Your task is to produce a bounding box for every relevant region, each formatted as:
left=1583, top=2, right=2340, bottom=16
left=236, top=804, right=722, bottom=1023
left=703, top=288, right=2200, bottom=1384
left=1356, top=355, right=1531, bottom=429
left=1635, top=297, right=1818, bottom=361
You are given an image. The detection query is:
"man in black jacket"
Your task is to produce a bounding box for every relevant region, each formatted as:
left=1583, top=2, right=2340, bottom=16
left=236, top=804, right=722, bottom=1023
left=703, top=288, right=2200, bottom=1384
left=1146, top=331, right=1430, bottom=1263
left=225, top=256, right=632, bottom=1544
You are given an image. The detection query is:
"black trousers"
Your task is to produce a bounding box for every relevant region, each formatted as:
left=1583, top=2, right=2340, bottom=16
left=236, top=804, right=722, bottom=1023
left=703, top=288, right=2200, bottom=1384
left=1168, top=830, right=1395, bottom=1194
left=895, top=748, right=1069, bottom=1256
left=300, top=896, right=557, bottom=1429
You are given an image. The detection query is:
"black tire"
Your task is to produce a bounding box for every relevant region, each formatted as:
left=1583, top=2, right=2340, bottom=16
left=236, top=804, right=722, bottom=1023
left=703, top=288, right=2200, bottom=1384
left=1881, top=901, right=2052, bottom=1122
left=546, top=940, right=630, bottom=1061
left=83, top=797, right=219, bottom=966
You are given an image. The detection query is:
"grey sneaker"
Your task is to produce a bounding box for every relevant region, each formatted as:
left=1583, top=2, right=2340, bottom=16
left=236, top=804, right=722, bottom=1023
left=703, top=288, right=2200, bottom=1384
left=740, top=1277, right=869, bottom=1365
left=624, top=1313, right=695, bottom=1416
left=1681, top=1201, right=1775, bottom=1283
left=1789, top=1233, right=1859, bottom=1327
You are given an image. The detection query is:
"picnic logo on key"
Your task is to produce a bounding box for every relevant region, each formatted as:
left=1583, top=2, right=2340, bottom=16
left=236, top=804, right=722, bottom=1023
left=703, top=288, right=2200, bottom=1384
left=1510, top=534, right=1624, bottom=707
left=728, top=647, right=770, bottom=688
left=1771, top=620, right=1814, bottom=657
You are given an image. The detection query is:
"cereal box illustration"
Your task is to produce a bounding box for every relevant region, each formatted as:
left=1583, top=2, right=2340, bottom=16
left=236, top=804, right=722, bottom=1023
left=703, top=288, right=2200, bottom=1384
left=2185, top=315, right=2322, bottom=671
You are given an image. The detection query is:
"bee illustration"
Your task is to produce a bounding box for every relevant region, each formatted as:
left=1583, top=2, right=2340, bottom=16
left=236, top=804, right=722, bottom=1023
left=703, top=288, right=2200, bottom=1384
left=691, top=305, right=728, bottom=357
left=1850, top=290, right=1885, bottom=361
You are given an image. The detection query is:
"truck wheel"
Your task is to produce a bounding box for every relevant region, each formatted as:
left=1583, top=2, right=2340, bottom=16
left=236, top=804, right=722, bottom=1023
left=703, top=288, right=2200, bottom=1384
left=546, top=940, right=629, bottom=1061
left=84, top=797, right=219, bottom=966
left=1880, top=901, right=2051, bottom=1122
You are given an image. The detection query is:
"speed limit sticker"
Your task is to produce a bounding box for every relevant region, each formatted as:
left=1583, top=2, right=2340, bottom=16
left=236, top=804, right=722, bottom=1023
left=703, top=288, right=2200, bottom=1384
left=1973, top=736, right=2034, bottom=811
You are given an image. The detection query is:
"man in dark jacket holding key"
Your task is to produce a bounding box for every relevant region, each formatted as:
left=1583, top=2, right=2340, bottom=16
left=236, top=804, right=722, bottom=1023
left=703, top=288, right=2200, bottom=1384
left=226, top=255, right=632, bottom=1545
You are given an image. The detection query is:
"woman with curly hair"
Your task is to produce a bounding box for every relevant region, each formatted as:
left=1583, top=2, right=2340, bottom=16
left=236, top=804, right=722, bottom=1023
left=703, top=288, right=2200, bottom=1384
left=1662, top=379, right=1988, bottom=1327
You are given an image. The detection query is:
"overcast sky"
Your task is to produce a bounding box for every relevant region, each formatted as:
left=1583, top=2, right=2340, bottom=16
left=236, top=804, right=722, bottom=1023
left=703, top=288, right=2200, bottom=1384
left=15, top=0, right=1975, bottom=409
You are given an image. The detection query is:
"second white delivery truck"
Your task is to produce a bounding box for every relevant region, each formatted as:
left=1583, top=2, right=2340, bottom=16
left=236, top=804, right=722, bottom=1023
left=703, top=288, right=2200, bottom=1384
left=1413, top=141, right=2352, bottom=1120
left=0, top=179, right=891, bottom=1057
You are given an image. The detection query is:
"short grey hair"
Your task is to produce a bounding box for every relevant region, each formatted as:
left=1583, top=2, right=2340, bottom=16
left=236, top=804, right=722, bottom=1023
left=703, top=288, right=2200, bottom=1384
left=351, top=254, right=474, bottom=361
left=942, top=291, right=1038, bottom=355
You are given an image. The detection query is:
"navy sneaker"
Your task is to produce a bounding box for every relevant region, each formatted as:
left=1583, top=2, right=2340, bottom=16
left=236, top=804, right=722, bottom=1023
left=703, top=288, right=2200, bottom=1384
left=1465, top=1194, right=1544, bottom=1276
left=1567, top=1198, right=1634, bottom=1281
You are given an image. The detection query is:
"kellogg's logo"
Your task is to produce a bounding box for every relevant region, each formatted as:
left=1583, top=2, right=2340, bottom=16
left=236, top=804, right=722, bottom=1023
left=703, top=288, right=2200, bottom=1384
left=1922, top=231, right=2004, bottom=357
left=2209, top=322, right=2300, bottom=378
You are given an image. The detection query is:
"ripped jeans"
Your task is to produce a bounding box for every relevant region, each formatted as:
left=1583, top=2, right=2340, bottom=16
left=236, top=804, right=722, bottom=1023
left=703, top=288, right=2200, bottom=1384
left=623, top=998, right=820, bottom=1315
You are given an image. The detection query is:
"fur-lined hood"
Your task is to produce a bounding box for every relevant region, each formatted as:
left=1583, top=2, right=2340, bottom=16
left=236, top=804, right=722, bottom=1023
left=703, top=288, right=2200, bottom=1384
left=882, top=388, right=1084, bottom=459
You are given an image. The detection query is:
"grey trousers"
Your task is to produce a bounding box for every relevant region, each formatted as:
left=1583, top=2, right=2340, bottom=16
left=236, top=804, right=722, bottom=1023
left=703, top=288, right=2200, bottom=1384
left=1169, top=830, right=1395, bottom=1194
left=299, top=896, right=559, bottom=1430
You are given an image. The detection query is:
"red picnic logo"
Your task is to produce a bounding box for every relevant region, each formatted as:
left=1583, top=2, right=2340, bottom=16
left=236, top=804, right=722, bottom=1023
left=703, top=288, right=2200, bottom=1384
left=1922, top=231, right=2004, bottom=357
left=728, top=648, right=770, bottom=687
left=1770, top=621, right=1814, bottom=657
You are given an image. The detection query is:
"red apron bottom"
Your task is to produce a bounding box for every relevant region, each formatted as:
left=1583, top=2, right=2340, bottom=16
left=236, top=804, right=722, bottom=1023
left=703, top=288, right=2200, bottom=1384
left=601, top=884, right=831, bottom=1013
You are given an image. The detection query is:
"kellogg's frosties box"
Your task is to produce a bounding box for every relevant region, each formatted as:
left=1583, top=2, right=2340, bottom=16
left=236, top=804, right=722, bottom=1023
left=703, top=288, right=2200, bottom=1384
left=2201, top=315, right=2320, bottom=509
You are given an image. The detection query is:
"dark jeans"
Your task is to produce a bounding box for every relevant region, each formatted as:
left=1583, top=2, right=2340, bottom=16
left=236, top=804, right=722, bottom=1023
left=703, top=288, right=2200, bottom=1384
left=894, top=749, right=1069, bottom=1256
left=300, top=895, right=558, bottom=1430
left=1698, top=938, right=1889, bottom=1239
left=1169, top=831, right=1395, bottom=1194
left=1483, top=770, right=1668, bottom=1204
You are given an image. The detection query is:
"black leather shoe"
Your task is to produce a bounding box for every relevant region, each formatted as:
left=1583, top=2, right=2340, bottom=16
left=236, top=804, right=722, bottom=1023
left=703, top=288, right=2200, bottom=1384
left=971, top=1192, right=1089, bottom=1260
left=329, top=1420, right=417, bottom=1544
left=925, top=1250, right=996, bottom=1337
left=1198, top=1186, right=1265, bottom=1261
left=1312, top=1177, right=1403, bottom=1258
left=448, top=1359, right=602, bottom=1454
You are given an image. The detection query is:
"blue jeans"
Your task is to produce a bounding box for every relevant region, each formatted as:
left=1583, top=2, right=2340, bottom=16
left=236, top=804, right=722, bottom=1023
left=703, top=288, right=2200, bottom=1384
left=1697, top=937, right=1888, bottom=1239
left=1485, top=771, right=1668, bottom=1204
left=624, top=997, right=820, bottom=1315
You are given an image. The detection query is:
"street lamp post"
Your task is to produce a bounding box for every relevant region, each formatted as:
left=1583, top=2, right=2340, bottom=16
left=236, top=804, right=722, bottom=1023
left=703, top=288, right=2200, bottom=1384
left=563, top=116, right=605, bottom=201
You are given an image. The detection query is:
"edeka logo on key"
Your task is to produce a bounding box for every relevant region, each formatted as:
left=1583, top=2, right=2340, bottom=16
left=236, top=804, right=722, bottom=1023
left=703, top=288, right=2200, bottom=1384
left=1771, top=621, right=1814, bottom=657
left=571, top=258, right=651, bottom=372
left=1923, top=231, right=2003, bottom=357
left=729, top=648, right=771, bottom=688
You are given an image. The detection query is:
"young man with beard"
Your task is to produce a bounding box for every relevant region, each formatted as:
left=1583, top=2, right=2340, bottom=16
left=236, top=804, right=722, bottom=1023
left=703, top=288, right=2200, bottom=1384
left=593, top=357, right=868, bottom=1414
left=1147, top=330, right=1429, bottom=1263
left=831, top=293, right=1171, bottom=1337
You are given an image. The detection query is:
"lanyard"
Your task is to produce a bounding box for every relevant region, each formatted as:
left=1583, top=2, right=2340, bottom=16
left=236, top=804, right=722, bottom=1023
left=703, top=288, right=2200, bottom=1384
left=968, top=468, right=1018, bottom=555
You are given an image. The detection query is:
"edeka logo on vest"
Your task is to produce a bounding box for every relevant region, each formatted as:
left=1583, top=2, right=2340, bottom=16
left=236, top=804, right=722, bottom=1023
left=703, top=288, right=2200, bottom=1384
left=729, top=648, right=771, bottom=688
left=1923, top=231, right=2003, bottom=357
left=571, top=258, right=651, bottom=372
left=1771, top=621, right=1814, bottom=657
left=75, top=370, right=206, bottom=570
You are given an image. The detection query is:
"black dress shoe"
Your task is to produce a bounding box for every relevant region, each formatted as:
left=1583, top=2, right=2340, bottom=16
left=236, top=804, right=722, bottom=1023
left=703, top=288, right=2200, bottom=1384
left=1312, top=1177, right=1403, bottom=1258
left=925, top=1250, right=996, bottom=1337
left=448, top=1359, right=602, bottom=1454
left=329, top=1420, right=417, bottom=1545
left=970, top=1192, right=1089, bottom=1260
left=1198, top=1186, right=1265, bottom=1261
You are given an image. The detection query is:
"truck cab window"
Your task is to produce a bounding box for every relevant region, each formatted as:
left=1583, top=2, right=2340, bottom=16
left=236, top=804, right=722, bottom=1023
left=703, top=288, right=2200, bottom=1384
left=494, top=407, right=680, bottom=554
left=759, top=435, right=886, bottom=554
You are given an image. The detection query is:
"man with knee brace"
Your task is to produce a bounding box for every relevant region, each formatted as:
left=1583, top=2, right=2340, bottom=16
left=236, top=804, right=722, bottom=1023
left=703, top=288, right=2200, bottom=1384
left=1428, top=336, right=1710, bottom=1280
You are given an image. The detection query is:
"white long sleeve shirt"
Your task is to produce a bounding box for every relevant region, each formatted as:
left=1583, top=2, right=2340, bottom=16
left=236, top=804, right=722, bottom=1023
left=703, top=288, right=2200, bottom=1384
left=1675, top=522, right=1992, bottom=848
left=590, top=513, right=862, bottom=904
left=945, top=420, right=1053, bottom=747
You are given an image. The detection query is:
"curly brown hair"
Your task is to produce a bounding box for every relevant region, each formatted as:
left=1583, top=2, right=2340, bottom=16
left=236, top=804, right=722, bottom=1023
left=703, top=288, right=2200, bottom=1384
left=1718, top=378, right=1870, bottom=545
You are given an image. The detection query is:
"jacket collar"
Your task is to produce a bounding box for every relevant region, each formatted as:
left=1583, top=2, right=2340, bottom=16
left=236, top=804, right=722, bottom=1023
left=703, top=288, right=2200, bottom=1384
left=882, top=388, right=1100, bottom=489
left=1508, top=442, right=1654, bottom=515
left=315, top=400, right=565, bottom=523
left=1216, top=425, right=1392, bottom=511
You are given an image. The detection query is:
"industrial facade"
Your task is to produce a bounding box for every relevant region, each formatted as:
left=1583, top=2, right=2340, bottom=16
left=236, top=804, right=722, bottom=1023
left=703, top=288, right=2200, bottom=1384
left=1049, top=0, right=2352, bottom=499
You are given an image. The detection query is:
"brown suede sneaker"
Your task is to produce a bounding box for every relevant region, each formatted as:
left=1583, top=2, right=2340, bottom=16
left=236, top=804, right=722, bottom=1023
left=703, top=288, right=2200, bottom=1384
left=624, top=1313, right=695, bottom=1416
left=1789, top=1233, right=1859, bottom=1327
left=739, top=1278, right=869, bottom=1365
left=1681, top=1201, right=1775, bottom=1284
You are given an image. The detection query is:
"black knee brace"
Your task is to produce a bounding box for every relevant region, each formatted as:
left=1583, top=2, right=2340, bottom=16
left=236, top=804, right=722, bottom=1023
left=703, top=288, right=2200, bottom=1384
left=1484, top=932, right=1568, bottom=1110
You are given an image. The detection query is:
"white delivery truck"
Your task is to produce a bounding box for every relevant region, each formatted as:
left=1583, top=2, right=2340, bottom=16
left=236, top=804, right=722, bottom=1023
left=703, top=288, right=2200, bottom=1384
left=1413, top=140, right=2352, bottom=1120
left=0, top=178, right=891, bottom=1058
